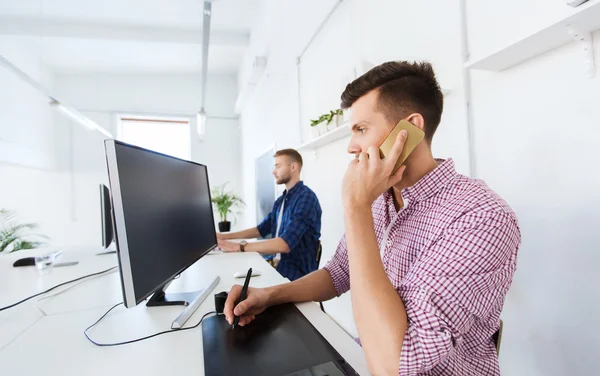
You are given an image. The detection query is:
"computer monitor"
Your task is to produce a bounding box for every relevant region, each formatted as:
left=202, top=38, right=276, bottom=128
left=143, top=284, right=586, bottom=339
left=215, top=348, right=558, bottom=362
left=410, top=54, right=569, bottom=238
left=104, top=140, right=219, bottom=324
left=99, top=184, right=114, bottom=249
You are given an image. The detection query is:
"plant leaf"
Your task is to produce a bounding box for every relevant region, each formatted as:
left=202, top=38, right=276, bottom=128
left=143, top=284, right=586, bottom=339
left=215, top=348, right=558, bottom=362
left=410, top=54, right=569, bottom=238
left=210, top=183, right=245, bottom=222
left=0, top=208, right=49, bottom=253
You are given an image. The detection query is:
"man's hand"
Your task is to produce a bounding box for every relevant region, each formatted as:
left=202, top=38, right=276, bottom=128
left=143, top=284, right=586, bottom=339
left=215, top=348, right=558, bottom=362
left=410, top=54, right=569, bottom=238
left=217, top=239, right=241, bottom=252
left=224, top=285, right=271, bottom=326
left=342, top=129, right=408, bottom=209
left=216, top=233, right=227, bottom=241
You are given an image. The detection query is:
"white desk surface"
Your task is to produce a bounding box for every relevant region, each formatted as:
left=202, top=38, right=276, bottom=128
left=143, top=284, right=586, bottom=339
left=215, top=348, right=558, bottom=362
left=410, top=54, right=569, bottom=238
left=0, top=249, right=370, bottom=375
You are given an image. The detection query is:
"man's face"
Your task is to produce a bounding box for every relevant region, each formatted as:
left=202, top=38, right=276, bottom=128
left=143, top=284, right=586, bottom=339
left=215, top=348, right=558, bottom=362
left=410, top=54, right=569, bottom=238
left=347, top=90, right=394, bottom=157
left=273, top=156, right=293, bottom=185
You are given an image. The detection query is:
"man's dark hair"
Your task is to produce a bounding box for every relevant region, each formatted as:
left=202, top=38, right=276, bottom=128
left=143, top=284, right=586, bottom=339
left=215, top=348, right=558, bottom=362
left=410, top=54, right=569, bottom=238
left=340, top=61, right=444, bottom=143
left=274, top=148, right=303, bottom=169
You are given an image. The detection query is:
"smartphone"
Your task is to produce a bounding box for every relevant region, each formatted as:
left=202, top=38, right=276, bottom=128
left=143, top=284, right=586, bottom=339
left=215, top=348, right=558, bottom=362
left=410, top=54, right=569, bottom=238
left=379, top=119, right=425, bottom=174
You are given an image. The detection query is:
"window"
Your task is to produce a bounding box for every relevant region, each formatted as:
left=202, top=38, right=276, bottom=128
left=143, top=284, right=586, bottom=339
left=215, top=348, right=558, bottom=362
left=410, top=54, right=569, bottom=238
left=118, top=116, right=191, bottom=160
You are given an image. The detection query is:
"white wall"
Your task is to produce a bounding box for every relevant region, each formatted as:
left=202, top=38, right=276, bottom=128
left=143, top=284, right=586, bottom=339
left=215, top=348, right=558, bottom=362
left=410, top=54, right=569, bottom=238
left=0, top=35, right=69, bottom=250
left=466, top=0, right=585, bottom=60
left=0, top=39, right=103, bottom=248
left=466, top=1, right=600, bottom=374
left=0, top=35, right=123, bottom=248
left=239, top=0, right=470, bottom=337
left=0, top=36, right=56, bottom=169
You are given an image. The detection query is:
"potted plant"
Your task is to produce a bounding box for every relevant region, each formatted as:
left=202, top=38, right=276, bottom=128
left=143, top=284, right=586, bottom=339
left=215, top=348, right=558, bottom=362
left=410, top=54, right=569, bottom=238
left=310, top=117, right=322, bottom=139
left=309, top=109, right=345, bottom=139
left=211, top=183, right=244, bottom=232
left=328, top=109, right=344, bottom=128
left=310, top=113, right=329, bottom=138
left=0, top=209, right=48, bottom=253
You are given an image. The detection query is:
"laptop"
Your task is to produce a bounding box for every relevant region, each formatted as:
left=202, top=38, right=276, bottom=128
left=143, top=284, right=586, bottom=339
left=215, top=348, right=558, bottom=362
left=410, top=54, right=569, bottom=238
left=202, top=303, right=359, bottom=376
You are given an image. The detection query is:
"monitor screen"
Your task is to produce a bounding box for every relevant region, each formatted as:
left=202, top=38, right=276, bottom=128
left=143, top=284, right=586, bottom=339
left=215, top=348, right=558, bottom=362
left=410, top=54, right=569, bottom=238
left=105, top=140, right=217, bottom=307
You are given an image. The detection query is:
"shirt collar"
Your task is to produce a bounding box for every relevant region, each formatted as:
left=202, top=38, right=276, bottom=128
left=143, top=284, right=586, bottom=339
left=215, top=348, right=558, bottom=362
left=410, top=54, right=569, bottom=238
left=284, top=181, right=304, bottom=197
left=400, top=158, right=458, bottom=203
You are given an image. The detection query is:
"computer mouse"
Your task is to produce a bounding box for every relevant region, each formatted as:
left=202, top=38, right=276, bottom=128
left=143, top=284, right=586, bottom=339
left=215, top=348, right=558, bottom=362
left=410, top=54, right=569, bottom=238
left=13, top=257, right=35, bottom=267
left=233, top=270, right=261, bottom=278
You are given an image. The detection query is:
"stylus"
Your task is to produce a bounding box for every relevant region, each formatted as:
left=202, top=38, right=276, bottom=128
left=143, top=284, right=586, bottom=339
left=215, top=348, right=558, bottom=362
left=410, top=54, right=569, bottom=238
left=232, top=268, right=252, bottom=329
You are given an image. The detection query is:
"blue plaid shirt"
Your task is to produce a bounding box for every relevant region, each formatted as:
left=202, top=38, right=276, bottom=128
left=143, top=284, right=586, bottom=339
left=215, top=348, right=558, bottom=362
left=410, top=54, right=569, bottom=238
left=257, top=181, right=322, bottom=281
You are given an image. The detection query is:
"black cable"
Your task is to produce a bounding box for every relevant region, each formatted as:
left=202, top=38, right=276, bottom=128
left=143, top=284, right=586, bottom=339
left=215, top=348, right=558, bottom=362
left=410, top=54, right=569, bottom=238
left=0, top=266, right=118, bottom=312
left=84, top=305, right=216, bottom=346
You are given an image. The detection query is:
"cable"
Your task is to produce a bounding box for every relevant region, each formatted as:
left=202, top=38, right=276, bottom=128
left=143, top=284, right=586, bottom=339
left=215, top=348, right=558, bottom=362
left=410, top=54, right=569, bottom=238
left=0, top=266, right=118, bottom=312
left=84, top=304, right=216, bottom=346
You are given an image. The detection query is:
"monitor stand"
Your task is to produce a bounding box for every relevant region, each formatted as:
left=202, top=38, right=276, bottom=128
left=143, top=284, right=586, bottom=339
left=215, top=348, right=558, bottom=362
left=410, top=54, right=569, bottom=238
left=147, top=287, right=199, bottom=307
left=96, top=242, right=117, bottom=256
left=146, top=276, right=221, bottom=329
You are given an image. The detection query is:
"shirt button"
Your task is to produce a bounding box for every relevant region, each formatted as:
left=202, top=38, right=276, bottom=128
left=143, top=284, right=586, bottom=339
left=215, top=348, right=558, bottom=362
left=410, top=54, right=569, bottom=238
left=386, top=240, right=393, bottom=247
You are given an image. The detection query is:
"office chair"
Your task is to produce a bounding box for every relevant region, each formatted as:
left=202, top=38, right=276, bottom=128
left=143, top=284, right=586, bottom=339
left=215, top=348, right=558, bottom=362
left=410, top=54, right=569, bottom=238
left=493, top=319, right=503, bottom=355
left=316, top=242, right=325, bottom=313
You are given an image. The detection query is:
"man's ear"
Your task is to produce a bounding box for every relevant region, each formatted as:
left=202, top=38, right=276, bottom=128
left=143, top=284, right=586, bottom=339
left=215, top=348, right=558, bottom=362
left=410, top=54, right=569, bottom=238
left=405, top=113, right=425, bottom=132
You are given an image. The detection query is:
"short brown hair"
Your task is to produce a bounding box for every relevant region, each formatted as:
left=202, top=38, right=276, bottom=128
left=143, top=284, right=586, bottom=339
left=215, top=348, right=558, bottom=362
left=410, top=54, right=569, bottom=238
left=340, top=61, right=444, bottom=143
left=274, top=149, right=303, bottom=169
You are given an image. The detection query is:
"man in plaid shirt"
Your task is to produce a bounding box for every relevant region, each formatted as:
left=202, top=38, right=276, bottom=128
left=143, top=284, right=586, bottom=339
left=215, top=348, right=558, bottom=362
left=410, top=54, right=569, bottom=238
left=224, top=61, right=520, bottom=375
left=217, top=149, right=322, bottom=281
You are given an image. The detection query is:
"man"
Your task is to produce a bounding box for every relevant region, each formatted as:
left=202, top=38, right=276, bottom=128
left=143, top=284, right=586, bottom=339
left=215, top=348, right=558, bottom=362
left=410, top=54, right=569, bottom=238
left=217, top=149, right=322, bottom=281
left=223, top=61, right=520, bottom=375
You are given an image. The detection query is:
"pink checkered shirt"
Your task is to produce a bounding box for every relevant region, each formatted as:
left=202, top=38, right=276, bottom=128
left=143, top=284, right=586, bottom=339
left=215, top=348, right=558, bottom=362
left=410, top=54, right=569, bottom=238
left=324, top=158, right=520, bottom=375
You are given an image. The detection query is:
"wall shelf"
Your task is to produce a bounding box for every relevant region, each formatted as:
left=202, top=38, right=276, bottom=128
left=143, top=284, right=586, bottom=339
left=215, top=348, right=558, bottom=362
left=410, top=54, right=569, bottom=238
left=297, top=121, right=350, bottom=152
left=465, top=1, right=600, bottom=72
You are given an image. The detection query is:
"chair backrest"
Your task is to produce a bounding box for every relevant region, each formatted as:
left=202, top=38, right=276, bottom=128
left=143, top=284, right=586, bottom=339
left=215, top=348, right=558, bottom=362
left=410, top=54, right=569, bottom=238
left=493, top=320, right=503, bottom=355
left=316, top=242, right=325, bottom=313
left=316, top=241, right=323, bottom=267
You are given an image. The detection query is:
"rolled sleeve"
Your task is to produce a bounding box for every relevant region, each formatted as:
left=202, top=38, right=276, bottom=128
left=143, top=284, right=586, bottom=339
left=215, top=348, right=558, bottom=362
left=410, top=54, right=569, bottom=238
left=323, top=235, right=350, bottom=296
left=398, top=211, right=520, bottom=374
left=398, top=287, right=454, bottom=375
left=256, top=210, right=273, bottom=238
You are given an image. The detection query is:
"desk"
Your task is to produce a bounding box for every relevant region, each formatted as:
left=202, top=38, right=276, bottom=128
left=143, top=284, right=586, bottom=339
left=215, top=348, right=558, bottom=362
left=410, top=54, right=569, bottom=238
left=0, top=249, right=370, bottom=375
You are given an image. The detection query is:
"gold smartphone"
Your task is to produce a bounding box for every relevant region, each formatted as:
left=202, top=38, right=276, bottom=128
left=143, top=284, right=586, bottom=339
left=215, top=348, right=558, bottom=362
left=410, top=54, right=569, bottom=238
left=379, top=120, right=425, bottom=174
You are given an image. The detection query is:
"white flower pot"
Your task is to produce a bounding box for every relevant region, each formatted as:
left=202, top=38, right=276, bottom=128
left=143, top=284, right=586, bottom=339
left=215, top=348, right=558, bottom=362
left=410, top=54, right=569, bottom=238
left=317, top=121, right=329, bottom=135
left=332, top=114, right=344, bottom=127
left=310, top=125, right=320, bottom=139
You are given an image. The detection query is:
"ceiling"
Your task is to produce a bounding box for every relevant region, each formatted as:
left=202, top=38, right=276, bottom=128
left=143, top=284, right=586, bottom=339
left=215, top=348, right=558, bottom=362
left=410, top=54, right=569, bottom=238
left=0, top=0, right=262, bottom=74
